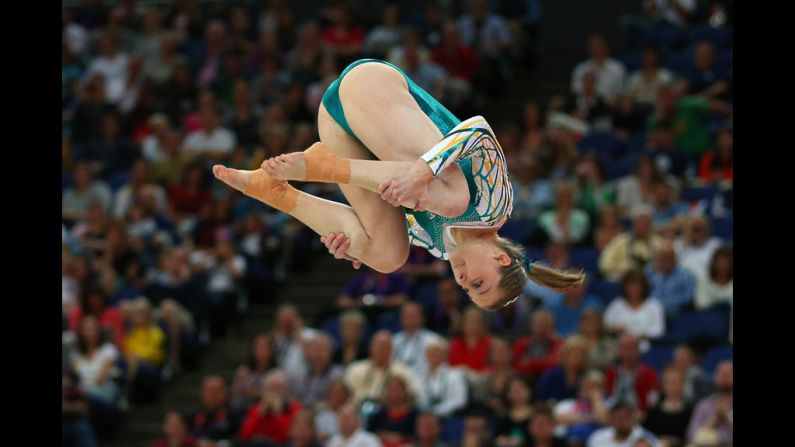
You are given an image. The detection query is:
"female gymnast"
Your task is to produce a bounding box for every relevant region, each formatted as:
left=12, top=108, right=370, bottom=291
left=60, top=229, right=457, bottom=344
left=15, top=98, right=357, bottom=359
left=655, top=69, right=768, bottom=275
left=213, top=59, right=584, bottom=310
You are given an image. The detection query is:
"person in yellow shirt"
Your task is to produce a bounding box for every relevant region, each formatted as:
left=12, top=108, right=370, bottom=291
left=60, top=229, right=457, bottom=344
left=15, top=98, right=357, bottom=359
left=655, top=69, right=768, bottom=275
left=124, top=297, right=166, bottom=400
left=599, top=207, right=664, bottom=281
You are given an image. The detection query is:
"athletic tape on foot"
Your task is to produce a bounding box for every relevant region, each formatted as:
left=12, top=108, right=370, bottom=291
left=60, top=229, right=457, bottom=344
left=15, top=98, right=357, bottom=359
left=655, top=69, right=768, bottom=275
left=244, top=169, right=298, bottom=213
left=304, top=142, right=351, bottom=184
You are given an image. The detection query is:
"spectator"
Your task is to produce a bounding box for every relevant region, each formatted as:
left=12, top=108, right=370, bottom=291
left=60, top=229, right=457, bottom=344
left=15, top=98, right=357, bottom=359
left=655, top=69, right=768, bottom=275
left=82, top=110, right=140, bottom=176
left=431, top=21, right=479, bottom=109
left=416, top=339, right=468, bottom=417
left=338, top=267, right=410, bottom=310
left=414, top=412, right=446, bottom=447
left=227, top=80, right=263, bottom=152
left=494, top=376, right=535, bottom=447
left=599, top=207, right=664, bottom=280
left=321, top=5, right=365, bottom=60
left=154, top=411, right=198, bottom=447
left=429, top=278, right=465, bottom=335
left=645, top=122, right=688, bottom=179
left=461, top=410, right=494, bottom=447
left=694, top=246, right=733, bottom=311
left=62, top=370, right=100, bottom=447
left=84, top=33, right=130, bottom=104
left=510, top=153, right=554, bottom=227
left=605, top=335, right=659, bottom=414
left=578, top=309, right=618, bottom=371
left=642, top=367, right=692, bottom=447
left=238, top=370, right=303, bottom=445
left=140, top=113, right=171, bottom=163
left=449, top=306, right=493, bottom=373
left=476, top=337, right=514, bottom=415
left=123, top=297, right=166, bottom=399
left=286, top=332, right=345, bottom=407
left=698, top=128, right=733, bottom=184
left=113, top=159, right=167, bottom=219
left=363, top=4, right=403, bottom=58
left=152, top=130, right=193, bottom=188
left=647, top=86, right=721, bottom=160
left=345, top=330, right=417, bottom=407
left=69, top=202, right=111, bottom=260
left=536, top=335, right=590, bottom=403
left=671, top=344, right=712, bottom=405
left=457, top=0, right=512, bottom=93
left=205, top=237, right=246, bottom=336
left=571, top=34, right=626, bottom=104
left=572, top=154, right=615, bottom=218
left=230, top=335, right=278, bottom=412
left=167, top=161, right=211, bottom=217
left=181, top=105, right=236, bottom=160
left=69, top=288, right=126, bottom=348
left=399, top=38, right=449, bottom=100
left=604, top=270, right=665, bottom=343
left=538, top=182, right=592, bottom=246
left=71, top=315, right=121, bottom=405
left=327, top=404, right=382, bottom=447
left=624, top=47, right=674, bottom=107
left=63, top=163, right=113, bottom=222
left=367, top=375, right=420, bottom=447
left=644, top=241, right=696, bottom=317
left=272, top=304, right=316, bottom=376
left=682, top=42, right=731, bottom=100
left=143, top=34, right=181, bottom=86
left=393, top=302, right=444, bottom=374
left=314, top=379, right=352, bottom=443
left=285, top=410, right=321, bottom=447
left=565, top=71, right=611, bottom=125
left=674, top=215, right=722, bottom=279
left=686, top=361, right=732, bottom=446
left=513, top=309, right=563, bottom=379
left=545, top=278, right=603, bottom=337
left=611, top=96, right=647, bottom=138
left=333, top=310, right=369, bottom=366
left=189, top=376, right=239, bottom=443
left=649, top=180, right=689, bottom=236
left=595, top=205, right=624, bottom=252
left=586, top=403, right=658, bottom=447
left=553, top=370, right=611, bottom=445
left=527, top=406, right=569, bottom=447
left=614, top=156, right=660, bottom=218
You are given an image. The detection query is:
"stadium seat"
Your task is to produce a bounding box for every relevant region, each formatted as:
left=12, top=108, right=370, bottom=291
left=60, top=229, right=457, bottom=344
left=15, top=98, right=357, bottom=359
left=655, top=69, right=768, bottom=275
left=641, top=345, right=675, bottom=374
left=577, top=132, right=625, bottom=158
left=701, top=345, right=733, bottom=375
left=627, top=132, right=647, bottom=154
left=711, top=216, right=733, bottom=239
left=376, top=310, right=402, bottom=333
left=641, top=24, right=687, bottom=51
left=588, top=280, right=621, bottom=305
left=605, top=154, right=640, bottom=180
left=689, top=25, right=733, bottom=49
left=441, top=417, right=465, bottom=444
left=108, top=169, right=131, bottom=192
left=620, top=52, right=643, bottom=72
left=681, top=186, right=720, bottom=203
left=667, top=310, right=729, bottom=344
left=569, top=249, right=600, bottom=275
left=663, top=50, right=694, bottom=75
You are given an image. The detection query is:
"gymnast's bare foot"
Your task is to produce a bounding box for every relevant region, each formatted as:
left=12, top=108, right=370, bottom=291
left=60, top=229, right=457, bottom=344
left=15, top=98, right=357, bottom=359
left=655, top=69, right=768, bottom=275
left=212, top=165, right=250, bottom=192
left=262, top=152, right=307, bottom=181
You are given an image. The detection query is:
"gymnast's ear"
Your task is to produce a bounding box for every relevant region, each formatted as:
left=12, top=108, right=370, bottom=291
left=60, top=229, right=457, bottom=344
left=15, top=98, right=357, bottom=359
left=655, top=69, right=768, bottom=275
left=492, top=252, right=512, bottom=266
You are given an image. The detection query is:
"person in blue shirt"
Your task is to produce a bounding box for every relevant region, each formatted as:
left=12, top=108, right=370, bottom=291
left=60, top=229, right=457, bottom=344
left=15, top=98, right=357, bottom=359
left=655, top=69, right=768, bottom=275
left=544, top=278, right=603, bottom=337
left=645, top=241, right=696, bottom=317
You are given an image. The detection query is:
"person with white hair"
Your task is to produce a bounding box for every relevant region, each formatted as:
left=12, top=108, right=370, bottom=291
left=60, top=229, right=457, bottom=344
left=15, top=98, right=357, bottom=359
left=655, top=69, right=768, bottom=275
left=327, top=403, right=383, bottom=447
left=414, top=339, right=468, bottom=417
left=599, top=206, right=664, bottom=281
left=286, top=332, right=344, bottom=407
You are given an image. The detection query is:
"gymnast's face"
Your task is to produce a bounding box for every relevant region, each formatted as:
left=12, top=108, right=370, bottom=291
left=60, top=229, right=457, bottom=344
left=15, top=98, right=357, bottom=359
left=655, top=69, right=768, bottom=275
left=449, top=242, right=512, bottom=309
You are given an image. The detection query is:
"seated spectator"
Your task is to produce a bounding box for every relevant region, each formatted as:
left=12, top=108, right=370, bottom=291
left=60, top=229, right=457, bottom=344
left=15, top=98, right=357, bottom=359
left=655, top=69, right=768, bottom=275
left=595, top=205, right=624, bottom=252
left=69, top=201, right=110, bottom=260
left=113, top=158, right=167, bottom=219
left=642, top=367, right=692, bottom=447
left=553, top=370, right=610, bottom=444
left=367, top=375, right=420, bottom=447
left=414, top=412, right=446, bottom=447
left=314, top=379, right=352, bottom=443
left=286, top=333, right=344, bottom=407
left=181, top=105, right=236, bottom=160
left=271, top=304, right=316, bottom=375
left=284, top=410, right=321, bottom=447
left=393, top=302, right=444, bottom=374
left=611, top=96, right=647, bottom=138
left=536, top=335, right=590, bottom=403
left=227, top=80, right=262, bottom=152
left=645, top=241, right=696, bottom=317
left=62, top=163, right=113, bottom=222
left=564, top=71, right=611, bottom=125
left=69, top=288, right=126, bottom=347
left=83, top=111, right=140, bottom=177
left=429, top=278, right=465, bottom=335
left=586, top=403, right=658, bottom=447
left=157, top=298, right=200, bottom=373
left=600, top=207, right=664, bottom=280
left=449, top=306, right=493, bottom=373
left=399, top=246, right=447, bottom=300
left=431, top=21, right=478, bottom=110
left=327, top=404, right=382, bottom=447
left=694, top=246, right=733, bottom=311
left=686, top=361, right=732, bottom=446
left=461, top=410, right=494, bottom=447
left=84, top=33, right=130, bottom=105
left=238, top=370, right=303, bottom=445
left=671, top=344, right=712, bottom=405
left=399, top=39, right=449, bottom=100
left=571, top=34, right=626, bottom=104
left=682, top=42, right=731, bottom=100
left=230, top=335, right=278, bottom=412
left=645, top=122, right=688, bottom=179
left=615, top=156, right=660, bottom=218
left=604, top=270, right=665, bottom=344
left=416, top=339, right=468, bottom=417
left=167, top=162, right=211, bottom=217
left=649, top=180, right=689, bottom=235
left=345, top=331, right=417, bottom=407
left=572, top=154, right=615, bottom=218
left=333, top=310, right=369, bottom=366
left=71, top=315, right=121, bottom=405
left=494, top=376, right=535, bottom=447
left=578, top=309, right=618, bottom=371
left=538, top=182, right=592, bottom=245
left=189, top=376, right=240, bottom=443
left=527, top=406, right=569, bottom=447
left=456, top=0, right=512, bottom=93
left=338, top=267, right=410, bottom=309
left=510, top=154, right=554, bottom=234
left=512, top=309, right=563, bottom=380
left=544, top=278, right=603, bottom=337
left=605, top=335, right=659, bottom=414
left=152, top=130, right=193, bottom=189
left=154, top=411, right=198, bottom=447
left=62, top=370, right=101, bottom=447
left=477, top=337, right=514, bottom=416
left=674, top=215, right=723, bottom=279
left=698, top=128, right=733, bottom=184
left=321, top=5, right=364, bottom=59
left=123, top=297, right=166, bottom=400
left=624, top=46, right=674, bottom=108
left=362, top=4, right=403, bottom=58
left=205, top=237, right=246, bottom=336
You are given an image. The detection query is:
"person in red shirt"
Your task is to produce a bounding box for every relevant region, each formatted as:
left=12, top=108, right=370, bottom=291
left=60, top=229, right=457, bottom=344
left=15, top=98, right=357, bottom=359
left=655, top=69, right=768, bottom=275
left=512, top=309, right=563, bottom=379
left=449, top=306, right=493, bottom=372
left=154, top=411, right=199, bottom=447
left=431, top=22, right=479, bottom=84
left=605, top=334, right=659, bottom=415
left=238, top=370, right=303, bottom=444
left=698, top=128, right=732, bottom=183
left=69, top=288, right=126, bottom=349
left=321, top=5, right=363, bottom=59
left=168, top=162, right=211, bottom=217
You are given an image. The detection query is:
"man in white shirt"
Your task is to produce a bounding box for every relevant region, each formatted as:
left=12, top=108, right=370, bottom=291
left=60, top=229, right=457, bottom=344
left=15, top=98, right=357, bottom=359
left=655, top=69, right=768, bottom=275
left=345, top=331, right=417, bottom=407
left=327, top=404, right=383, bottom=447
left=182, top=106, right=236, bottom=160
left=674, top=215, right=723, bottom=280
left=571, top=34, right=626, bottom=104
left=84, top=33, right=130, bottom=105
left=392, top=302, right=443, bottom=375
left=415, top=339, right=467, bottom=418
left=587, top=403, right=659, bottom=447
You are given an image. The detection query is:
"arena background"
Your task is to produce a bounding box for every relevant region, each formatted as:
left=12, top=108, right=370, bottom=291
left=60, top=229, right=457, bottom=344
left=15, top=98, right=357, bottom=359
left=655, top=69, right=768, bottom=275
left=61, top=1, right=734, bottom=446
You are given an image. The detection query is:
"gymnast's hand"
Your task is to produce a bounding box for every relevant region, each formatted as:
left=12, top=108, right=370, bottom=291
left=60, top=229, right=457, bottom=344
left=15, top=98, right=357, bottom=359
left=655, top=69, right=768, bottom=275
left=320, top=233, right=362, bottom=269
left=378, top=159, right=434, bottom=210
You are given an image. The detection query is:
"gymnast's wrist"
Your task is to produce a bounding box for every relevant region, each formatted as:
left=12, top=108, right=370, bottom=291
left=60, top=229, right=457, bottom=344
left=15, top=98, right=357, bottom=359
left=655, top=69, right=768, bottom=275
left=412, top=159, right=435, bottom=181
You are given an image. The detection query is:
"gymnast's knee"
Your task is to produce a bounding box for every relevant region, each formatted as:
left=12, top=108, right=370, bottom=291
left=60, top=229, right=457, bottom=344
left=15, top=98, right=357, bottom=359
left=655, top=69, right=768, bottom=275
left=366, top=243, right=409, bottom=274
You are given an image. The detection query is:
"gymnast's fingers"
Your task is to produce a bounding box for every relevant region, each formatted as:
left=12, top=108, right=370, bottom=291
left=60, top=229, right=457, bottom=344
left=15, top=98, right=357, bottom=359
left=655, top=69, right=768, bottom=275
left=334, top=239, right=352, bottom=259
left=322, top=233, right=338, bottom=249
left=328, top=234, right=347, bottom=256
left=352, top=259, right=362, bottom=269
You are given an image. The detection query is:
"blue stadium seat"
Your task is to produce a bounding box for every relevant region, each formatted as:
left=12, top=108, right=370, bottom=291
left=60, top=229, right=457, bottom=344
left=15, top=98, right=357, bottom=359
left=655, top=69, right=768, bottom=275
left=376, top=310, right=402, bottom=333
left=689, top=25, right=732, bottom=49
left=664, top=50, right=694, bottom=75
left=702, top=345, right=733, bottom=375
left=627, top=132, right=647, bottom=154
left=588, top=280, right=621, bottom=306
left=711, top=216, right=733, bottom=240
left=641, top=25, right=687, bottom=51
left=441, top=417, right=465, bottom=444
left=620, top=52, right=643, bottom=72
left=641, top=345, right=675, bottom=374
left=577, top=132, right=625, bottom=158
left=681, top=186, right=720, bottom=203
left=667, top=310, right=729, bottom=344
left=569, top=249, right=600, bottom=275
left=605, top=154, right=640, bottom=180
left=108, top=169, right=131, bottom=192
left=715, top=49, right=733, bottom=73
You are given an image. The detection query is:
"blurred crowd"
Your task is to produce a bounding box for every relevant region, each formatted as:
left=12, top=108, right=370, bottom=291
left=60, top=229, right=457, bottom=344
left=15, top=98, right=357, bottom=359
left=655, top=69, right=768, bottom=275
left=61, top=1, right=732, bottom=447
